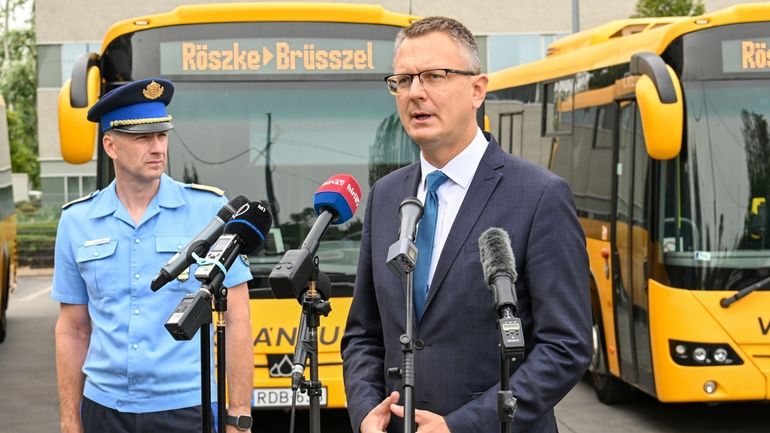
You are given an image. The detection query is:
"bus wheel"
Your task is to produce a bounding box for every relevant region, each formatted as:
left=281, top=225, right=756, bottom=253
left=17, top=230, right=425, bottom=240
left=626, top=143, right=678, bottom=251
left=590, top=318, right=635, bottom=404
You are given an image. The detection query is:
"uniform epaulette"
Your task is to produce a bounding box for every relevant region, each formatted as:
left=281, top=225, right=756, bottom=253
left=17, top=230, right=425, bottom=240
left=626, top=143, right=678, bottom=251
left=188, top=183, right=224, bottom=196
left=62, top=190, right=99, bottom=209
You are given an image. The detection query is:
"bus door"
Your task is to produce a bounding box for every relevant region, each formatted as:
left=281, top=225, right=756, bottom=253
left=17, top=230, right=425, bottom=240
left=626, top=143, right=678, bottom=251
left=611, top=100, right=655, bottom=395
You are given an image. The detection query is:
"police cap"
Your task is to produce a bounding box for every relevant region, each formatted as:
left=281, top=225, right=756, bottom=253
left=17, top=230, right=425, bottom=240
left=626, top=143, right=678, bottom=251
left=87, top=78, right=175, bottom=133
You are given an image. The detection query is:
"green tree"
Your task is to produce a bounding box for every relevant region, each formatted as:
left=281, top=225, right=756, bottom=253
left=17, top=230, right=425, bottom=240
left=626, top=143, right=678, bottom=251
left=0, top=0, right=37, bottom=187
left=633, top=0, right=705, bottom=17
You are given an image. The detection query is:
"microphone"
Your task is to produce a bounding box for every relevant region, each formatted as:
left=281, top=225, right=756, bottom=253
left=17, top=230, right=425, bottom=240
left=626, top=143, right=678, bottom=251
left=387, top=197, right=424, bottom=276
left=151, top=195, right=249, bottom=291
left=479, top=227, right=519, bottom=315
left=269, top=174, right=362, bottom=300
left=194, top=201, right=273, bottom=290
left=478, top=227, right=524, bottom=359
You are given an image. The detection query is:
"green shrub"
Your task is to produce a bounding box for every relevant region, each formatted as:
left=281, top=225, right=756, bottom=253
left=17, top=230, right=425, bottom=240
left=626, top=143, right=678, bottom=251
left=17, top=204, right=59, bottom=267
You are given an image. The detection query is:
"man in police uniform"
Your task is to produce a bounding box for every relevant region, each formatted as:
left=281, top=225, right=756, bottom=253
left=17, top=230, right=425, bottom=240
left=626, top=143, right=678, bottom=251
left=53, top=78, right=254, bottom=433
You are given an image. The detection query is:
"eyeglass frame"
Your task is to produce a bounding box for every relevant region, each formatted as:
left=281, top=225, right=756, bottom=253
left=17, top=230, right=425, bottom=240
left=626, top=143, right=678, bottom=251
left=384, top=68, right=478, bottom=95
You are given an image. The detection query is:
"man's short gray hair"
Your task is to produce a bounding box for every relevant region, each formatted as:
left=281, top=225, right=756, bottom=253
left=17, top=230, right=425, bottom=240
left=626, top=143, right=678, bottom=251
left=394, top=16, right=481, bottom=74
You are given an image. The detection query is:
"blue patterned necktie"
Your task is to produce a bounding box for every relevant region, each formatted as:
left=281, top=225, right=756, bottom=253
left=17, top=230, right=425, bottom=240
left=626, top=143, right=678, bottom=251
left=413, top=170, right=449, bottom=321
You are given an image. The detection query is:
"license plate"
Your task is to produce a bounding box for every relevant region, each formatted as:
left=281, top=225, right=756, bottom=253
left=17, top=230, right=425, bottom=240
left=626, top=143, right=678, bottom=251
left=252, top=387, right=328, bottom=408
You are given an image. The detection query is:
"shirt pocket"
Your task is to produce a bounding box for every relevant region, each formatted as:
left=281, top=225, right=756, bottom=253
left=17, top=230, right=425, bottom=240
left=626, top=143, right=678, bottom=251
left=155, top=235, right=198, bottom=293
left=76, top=240, right=118, bottom=299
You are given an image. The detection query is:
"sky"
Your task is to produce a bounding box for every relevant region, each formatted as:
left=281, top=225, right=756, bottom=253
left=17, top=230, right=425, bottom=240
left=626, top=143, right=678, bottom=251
left=9, top=1, right=32, bottom=30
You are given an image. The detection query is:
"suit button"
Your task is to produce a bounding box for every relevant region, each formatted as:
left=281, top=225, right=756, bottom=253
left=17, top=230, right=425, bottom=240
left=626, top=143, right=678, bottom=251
left=415, top=339, right=425, bottom=350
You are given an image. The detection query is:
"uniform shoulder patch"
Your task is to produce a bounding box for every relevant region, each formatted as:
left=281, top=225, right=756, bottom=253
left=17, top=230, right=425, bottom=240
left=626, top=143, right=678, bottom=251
left=188, top=183, right=224, bottom=196
left=62, top=190, right=99, bottom=209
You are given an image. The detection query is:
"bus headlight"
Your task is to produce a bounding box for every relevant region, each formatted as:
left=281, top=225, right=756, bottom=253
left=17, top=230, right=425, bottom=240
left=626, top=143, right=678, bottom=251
left=669, top=340, right=743, bottom=366
left=713, top=348, right=728, bottom=364
left=693, top=347, right=707, bottom=363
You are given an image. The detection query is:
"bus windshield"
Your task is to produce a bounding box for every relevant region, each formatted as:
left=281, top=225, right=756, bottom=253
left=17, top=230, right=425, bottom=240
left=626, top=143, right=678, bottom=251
left=662, top=79, right=770, bottom=290
left=94, top=21, right=420, bottom=282
left=166, top=80, right=416, bottom=277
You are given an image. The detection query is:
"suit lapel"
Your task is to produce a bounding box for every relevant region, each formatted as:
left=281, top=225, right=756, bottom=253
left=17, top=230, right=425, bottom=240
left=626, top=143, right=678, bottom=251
left=403, top=163, right=421, bottom=198
left=425, top=137, right=505, bottom=311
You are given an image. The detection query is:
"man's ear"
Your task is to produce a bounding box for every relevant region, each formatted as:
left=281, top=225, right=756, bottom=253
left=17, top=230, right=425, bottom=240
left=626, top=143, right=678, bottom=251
left=472, top=73, right=488, bottom=110
left=103, top=132, right=118, bottom=160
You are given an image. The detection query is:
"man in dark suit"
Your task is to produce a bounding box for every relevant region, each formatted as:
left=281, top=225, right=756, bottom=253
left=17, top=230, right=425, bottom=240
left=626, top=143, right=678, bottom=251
left=341, top=16, right=592, bottom=433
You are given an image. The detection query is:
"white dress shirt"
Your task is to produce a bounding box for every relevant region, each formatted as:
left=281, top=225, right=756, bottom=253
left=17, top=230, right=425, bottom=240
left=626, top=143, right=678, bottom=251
left=417, top=128, right=488, bottom=288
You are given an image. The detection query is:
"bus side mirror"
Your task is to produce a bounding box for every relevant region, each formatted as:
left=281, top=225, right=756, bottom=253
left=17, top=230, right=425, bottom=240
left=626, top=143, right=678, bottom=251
left=58, top=52, right=101, bottom=164
left=630, top=52, right=683, bottom=160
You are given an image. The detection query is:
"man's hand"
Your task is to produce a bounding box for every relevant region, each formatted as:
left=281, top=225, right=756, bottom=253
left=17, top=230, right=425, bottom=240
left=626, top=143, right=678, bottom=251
left=390, top=404, right=450, bottom=433
left=360, top=391, right=400, bottom=433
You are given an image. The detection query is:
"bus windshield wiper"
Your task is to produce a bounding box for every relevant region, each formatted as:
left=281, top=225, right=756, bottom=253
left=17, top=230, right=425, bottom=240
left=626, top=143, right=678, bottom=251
left=720, top=274, right=770, bottom=308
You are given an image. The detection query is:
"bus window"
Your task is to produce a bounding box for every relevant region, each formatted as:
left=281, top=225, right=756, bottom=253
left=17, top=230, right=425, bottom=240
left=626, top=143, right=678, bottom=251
left=543, top=77, right=574, bottom=136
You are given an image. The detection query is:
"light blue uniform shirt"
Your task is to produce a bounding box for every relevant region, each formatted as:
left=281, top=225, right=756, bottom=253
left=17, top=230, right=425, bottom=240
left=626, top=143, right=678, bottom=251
left=52, top=174, right=252, bottom=413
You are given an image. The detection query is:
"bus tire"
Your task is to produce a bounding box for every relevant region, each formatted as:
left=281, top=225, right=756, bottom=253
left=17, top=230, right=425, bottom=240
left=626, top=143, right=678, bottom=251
left=0, top=246, right=9, bottom=344
left=590, top=311, right=636, bottom=404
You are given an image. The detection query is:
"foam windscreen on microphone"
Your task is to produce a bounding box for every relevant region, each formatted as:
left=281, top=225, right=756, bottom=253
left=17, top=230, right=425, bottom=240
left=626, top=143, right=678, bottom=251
left=478, top=227, right=517, bottom=284
left=313, top=174, right=362, bottom=224
left=218, top=194, right=249, bottom=221
left=224, top=201, right=273, bottom=254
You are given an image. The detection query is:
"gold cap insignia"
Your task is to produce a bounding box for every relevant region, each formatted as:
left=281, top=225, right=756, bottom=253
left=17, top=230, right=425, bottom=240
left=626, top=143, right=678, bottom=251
left=143, top=81, right=164, bottom=100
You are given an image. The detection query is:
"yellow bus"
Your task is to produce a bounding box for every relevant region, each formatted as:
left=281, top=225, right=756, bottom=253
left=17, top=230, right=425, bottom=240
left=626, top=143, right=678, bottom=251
left=57, top=3, right=417, bottom=409
left=0, top=96, right=17, bottom=344
left=487, top=3, right=770, bottom=404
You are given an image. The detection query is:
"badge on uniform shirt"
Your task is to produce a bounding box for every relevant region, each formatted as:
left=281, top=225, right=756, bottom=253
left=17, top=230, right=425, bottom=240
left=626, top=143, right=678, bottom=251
left=84, top=237, right=111, bottom=247
left=177, top=266, right=190, bottom=282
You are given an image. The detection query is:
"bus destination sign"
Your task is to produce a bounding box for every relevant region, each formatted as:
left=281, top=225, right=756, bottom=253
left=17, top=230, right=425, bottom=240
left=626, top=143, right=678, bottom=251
left=722, top=38, right=770, bottom=73
left=160, top=38, right=393, bottom=75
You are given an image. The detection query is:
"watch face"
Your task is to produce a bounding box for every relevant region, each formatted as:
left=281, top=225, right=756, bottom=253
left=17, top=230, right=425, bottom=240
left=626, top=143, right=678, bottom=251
left=237, top=415, right=252, bottom=429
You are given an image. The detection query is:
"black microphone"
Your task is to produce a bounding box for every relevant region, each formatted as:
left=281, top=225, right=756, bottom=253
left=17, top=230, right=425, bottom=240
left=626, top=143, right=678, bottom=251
left=479, top=227, right=519, bottom=315
left=151, top=195, right=249, bottom=291
left=479, top=227, right=524, bottom=359
left=269, top=174, right=362, bottom=300
left=290, top=271, right=332, bottom=391
left=194, top=201, right=272, bottom=290
left=387, top=197, right=424, bottom=277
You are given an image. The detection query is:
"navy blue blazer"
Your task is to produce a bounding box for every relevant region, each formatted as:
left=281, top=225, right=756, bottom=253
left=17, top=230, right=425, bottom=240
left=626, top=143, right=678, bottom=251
left=342, top=134, right=591, bottom=433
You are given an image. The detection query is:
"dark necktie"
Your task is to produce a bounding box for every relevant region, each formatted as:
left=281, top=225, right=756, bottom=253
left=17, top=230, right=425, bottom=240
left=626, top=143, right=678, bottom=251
left=413, top=170, right=449, bottom=321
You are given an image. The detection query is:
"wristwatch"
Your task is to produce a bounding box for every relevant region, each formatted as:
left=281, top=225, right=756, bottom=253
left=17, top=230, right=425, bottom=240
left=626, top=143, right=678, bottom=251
left=225, top=413, right=253, bottom=431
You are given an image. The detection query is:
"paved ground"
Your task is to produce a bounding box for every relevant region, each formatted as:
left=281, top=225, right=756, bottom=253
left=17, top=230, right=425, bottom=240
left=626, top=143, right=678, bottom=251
left=1, top=270, right=768, bottom=433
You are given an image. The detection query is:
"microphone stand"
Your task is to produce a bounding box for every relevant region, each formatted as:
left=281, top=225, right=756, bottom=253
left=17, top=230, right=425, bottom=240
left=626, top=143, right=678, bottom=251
left=209, top=281, right=229, bottom=433
left=396, top=269, right=417, bottom=433
left=497, top=307, right=524, bottom=433
left=199, top=291, right=214, bottom=433
left=288, top=265, right=331, bottom=433
left=296, top=267, right=331, bottom=433
left=163, top=286, right=217, bottom=433
left=386, top=246, right=418, bottom=433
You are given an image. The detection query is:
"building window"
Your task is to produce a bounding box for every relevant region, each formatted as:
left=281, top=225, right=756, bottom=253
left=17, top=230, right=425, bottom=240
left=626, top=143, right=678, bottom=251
left=66, top=177, right=80, bottom=202
left=41, top=177, right=65, bottom=205
left=37, top=42, right=100, bottom=88
left=485, top=33, right=567, bottom=72
left=41, top=175, right=96, bottom=205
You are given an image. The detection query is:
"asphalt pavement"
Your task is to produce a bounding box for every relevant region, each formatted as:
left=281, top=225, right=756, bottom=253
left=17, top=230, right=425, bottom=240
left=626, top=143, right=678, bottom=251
left=1, top=270, right=768, bottom=433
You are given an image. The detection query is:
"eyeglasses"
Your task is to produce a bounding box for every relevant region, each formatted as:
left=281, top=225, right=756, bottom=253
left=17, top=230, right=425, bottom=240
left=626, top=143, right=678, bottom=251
left=384, top=68, right=477, bottom=95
